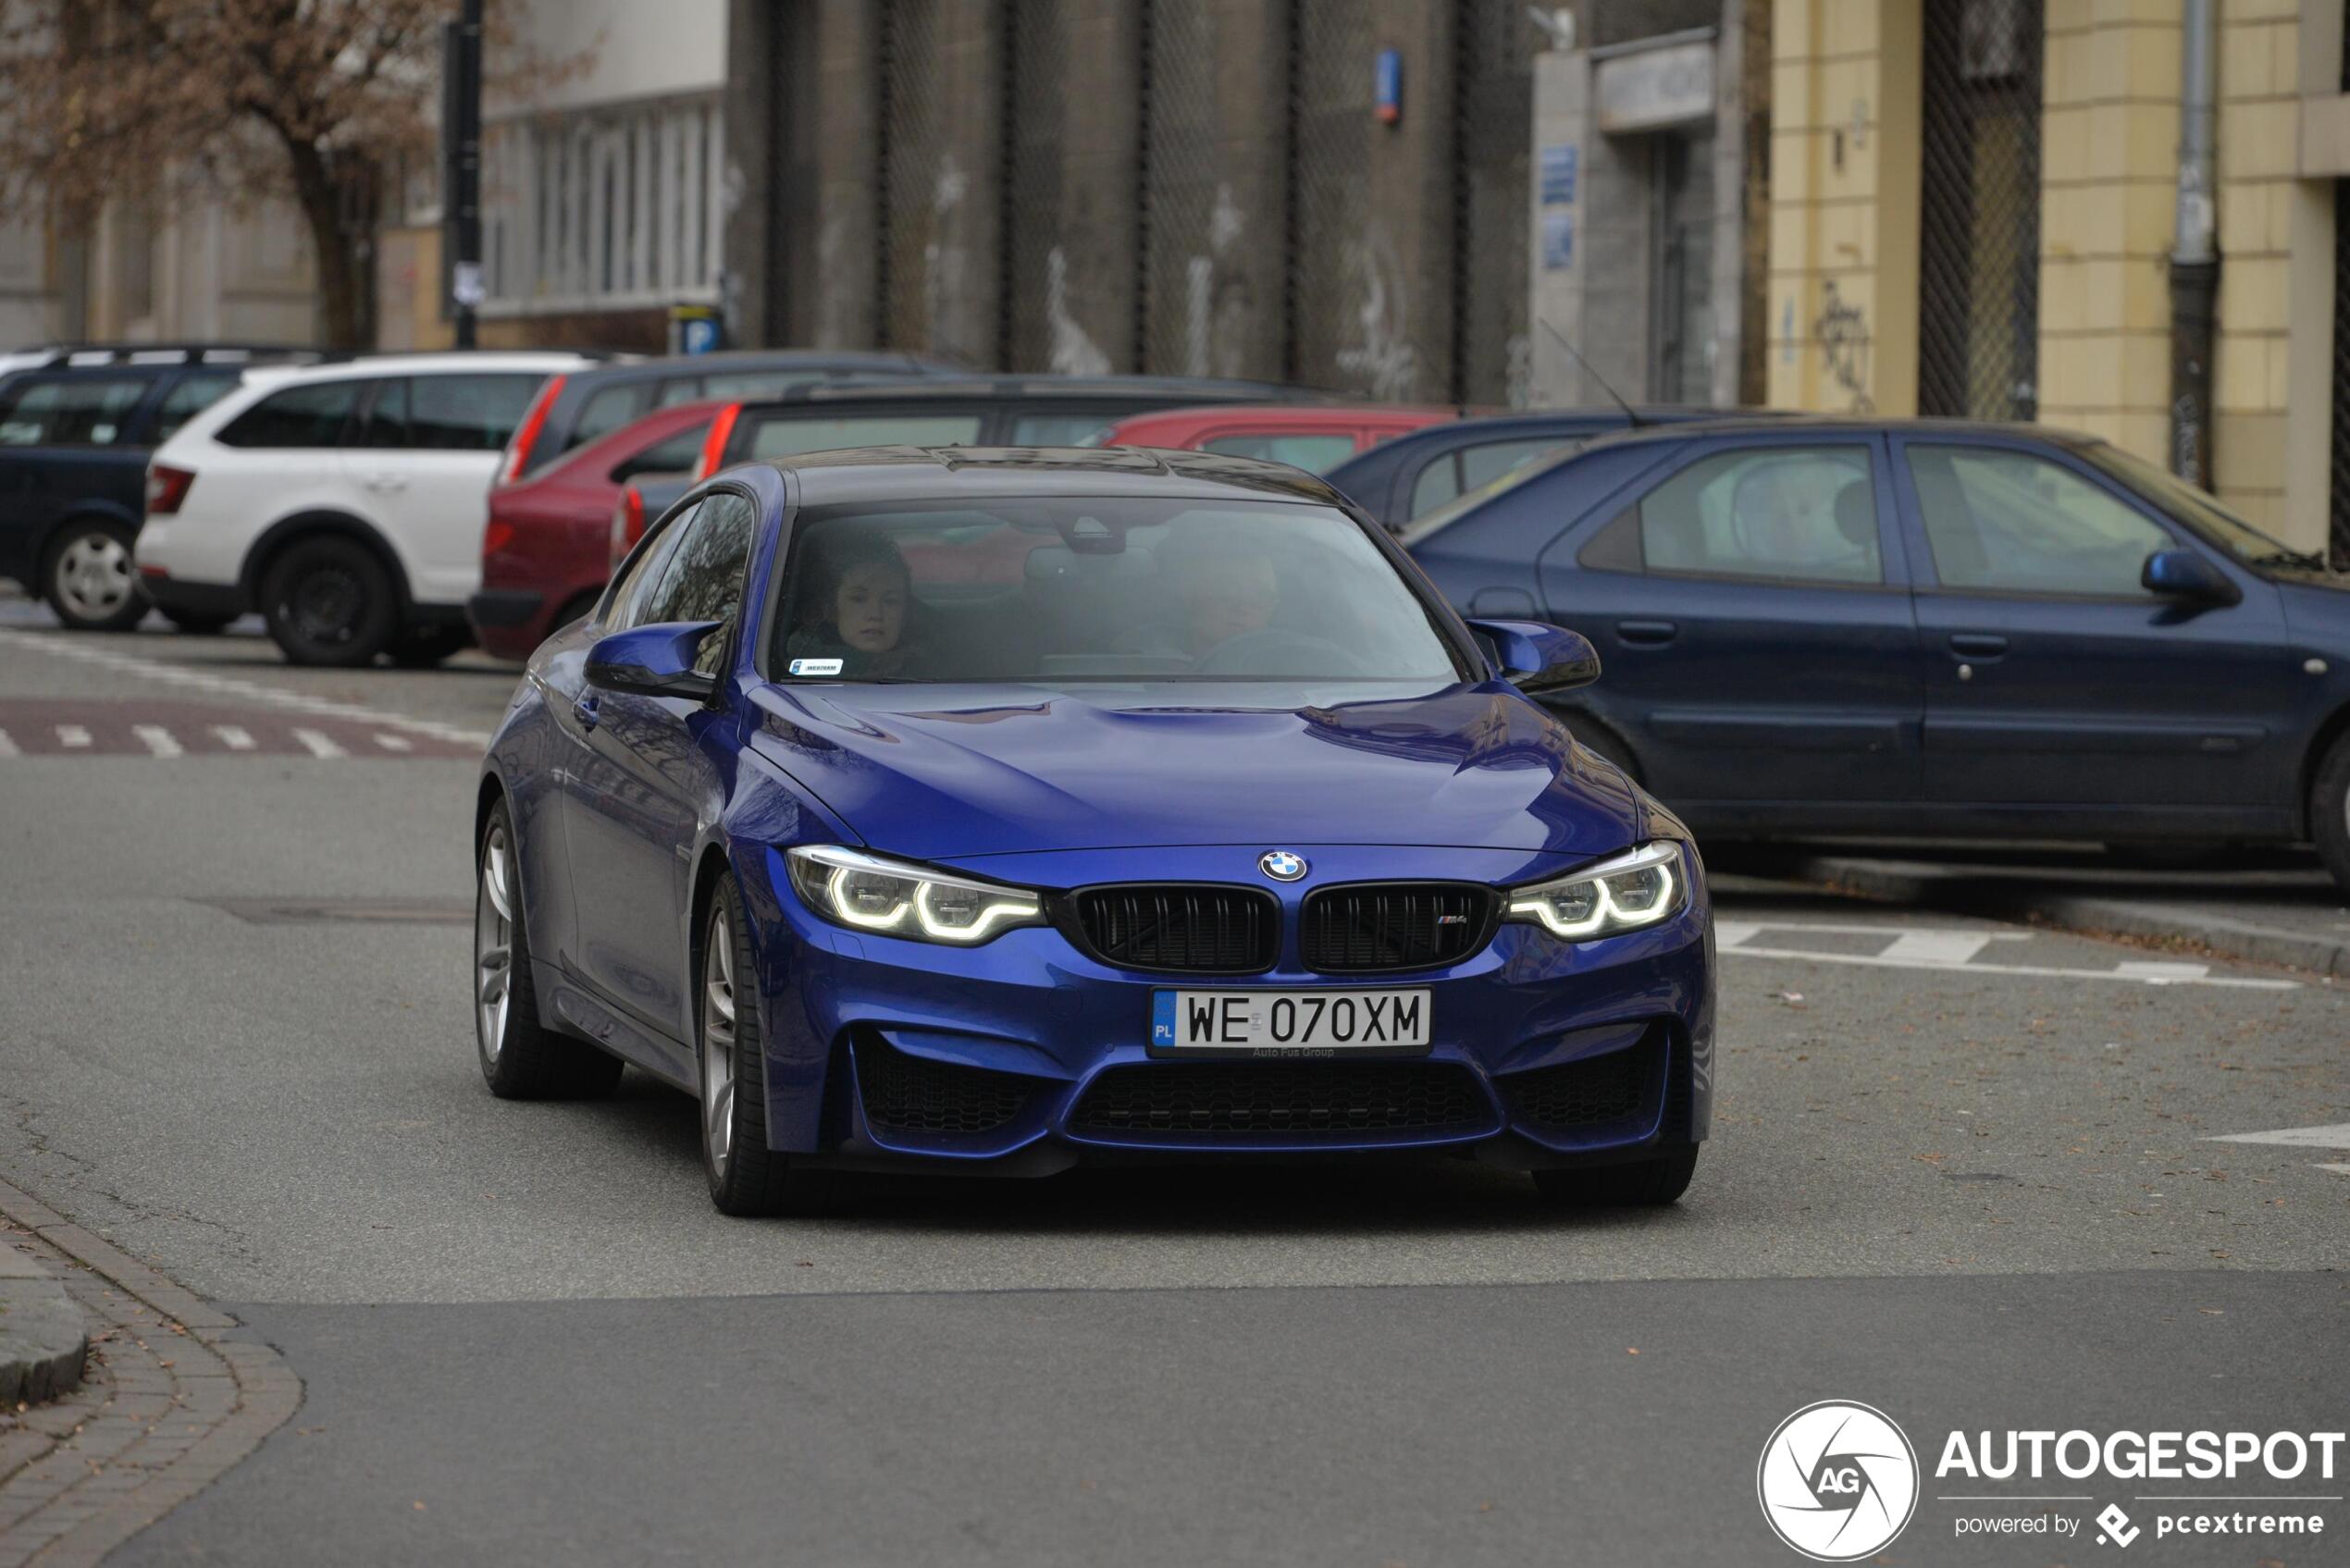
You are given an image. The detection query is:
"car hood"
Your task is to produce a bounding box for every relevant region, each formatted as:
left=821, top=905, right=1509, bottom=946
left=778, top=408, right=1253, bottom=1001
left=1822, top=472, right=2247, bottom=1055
left=743, top=680, right=1651, bottom=863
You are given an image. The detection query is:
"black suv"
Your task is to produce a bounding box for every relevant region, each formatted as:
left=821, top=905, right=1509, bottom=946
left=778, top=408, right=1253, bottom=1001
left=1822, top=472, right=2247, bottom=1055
left=0, top=346, right=317, bottom=630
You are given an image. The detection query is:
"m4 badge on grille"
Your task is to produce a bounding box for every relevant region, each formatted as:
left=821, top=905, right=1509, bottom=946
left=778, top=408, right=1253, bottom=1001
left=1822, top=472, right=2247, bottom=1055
left=1258, top=850, right=1308, bottom=882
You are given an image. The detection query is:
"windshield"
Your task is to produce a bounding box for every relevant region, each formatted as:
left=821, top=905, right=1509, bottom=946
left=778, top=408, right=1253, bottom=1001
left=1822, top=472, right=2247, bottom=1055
left=771, top=498, right=1467, bottom=684
left=2085, top=443, right=2309, bottom=564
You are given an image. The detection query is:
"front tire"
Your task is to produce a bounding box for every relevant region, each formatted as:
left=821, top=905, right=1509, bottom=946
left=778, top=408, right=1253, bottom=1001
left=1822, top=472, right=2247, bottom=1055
left=261, top=535, right=398, bottom=666
left=698, top=878, right=838, bottom=1216
left=2313, top=732, right=2350, bottom=897
left=44, top=520, right=147, bottom=632
left=1532, top=1145, right=1699, bottom=1207
left=476, top=801, right=624, bottom=1100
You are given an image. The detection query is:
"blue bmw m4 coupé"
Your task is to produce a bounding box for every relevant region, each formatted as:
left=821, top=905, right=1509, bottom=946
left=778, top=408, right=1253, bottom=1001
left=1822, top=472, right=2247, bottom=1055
left=473, top=447, right=1715, bottom=1215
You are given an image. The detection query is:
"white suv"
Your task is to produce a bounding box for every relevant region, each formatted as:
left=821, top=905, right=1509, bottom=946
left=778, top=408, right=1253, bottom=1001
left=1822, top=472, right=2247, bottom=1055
left=136, top=352, right=602, bottom=666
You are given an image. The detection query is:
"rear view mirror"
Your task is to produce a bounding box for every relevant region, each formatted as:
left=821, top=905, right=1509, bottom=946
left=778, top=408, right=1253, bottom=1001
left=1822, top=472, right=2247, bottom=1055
left=1464, top=617, right=1601, bottom=694
left=2142, top=549, right=2240, bottom=607
left=586, top=620, right=724, bottom=700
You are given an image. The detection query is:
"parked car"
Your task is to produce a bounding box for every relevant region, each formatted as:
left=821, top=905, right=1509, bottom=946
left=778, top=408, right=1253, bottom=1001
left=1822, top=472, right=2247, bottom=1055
left=1323, top=407, right=1744, bottom=529
left=468, top=400, right=722, bottom=661
left=499, top=349, right=956, bottom=484
left=692, top=376, right=1330, bottom=478
left=1405, top=415, right=2350, bottom=893
left=472, top=446, right=1713, bottom=1216
left=0, top=346, right=317, bottom=631
left=137, top=352, right=600, bottom=666
left=1095, top=403, right=1462, bottom=473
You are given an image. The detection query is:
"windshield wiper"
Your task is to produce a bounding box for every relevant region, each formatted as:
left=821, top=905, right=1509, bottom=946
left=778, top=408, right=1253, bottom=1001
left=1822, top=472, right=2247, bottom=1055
left=2251, top=548, right=2333, bottom=571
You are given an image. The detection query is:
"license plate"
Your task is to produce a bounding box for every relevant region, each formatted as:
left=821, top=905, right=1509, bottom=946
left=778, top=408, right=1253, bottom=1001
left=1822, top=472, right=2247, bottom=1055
left=1148, top=989, right=1432, bottom=1056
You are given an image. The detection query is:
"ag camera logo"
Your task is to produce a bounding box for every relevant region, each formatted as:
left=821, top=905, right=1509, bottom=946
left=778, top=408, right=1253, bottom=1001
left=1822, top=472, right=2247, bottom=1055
left=1758, top=1401, right=1921, bottom=1561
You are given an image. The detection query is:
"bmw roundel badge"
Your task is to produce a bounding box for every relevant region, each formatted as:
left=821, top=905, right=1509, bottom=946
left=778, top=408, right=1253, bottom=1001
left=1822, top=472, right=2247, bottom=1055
left=1258, top=850, right=1308, bottom=883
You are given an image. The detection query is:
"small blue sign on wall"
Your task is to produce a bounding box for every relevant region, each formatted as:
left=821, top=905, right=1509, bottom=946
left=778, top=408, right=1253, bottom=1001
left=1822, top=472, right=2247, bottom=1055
left=1540, top=143, right=1578, bottom=205
left=682, top=316, right=721, bottom=355
left=1375, top=48, right=1403, bottom=124
left=1540, top=211, right=1575, bottom=272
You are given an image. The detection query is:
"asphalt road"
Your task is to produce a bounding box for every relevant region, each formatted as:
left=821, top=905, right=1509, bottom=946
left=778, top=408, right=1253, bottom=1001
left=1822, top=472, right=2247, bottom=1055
left=2, top=600, right=2344, bottom=1565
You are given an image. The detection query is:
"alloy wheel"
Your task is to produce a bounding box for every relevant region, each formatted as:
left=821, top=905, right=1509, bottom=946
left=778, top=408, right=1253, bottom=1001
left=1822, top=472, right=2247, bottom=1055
left=55, top=532, right=133, bottom=621
left=476, top=824, right=513, bottom=1059
left=290, top=566, right=361, bottom=645
left=701, top=905, right=737, bottom=1172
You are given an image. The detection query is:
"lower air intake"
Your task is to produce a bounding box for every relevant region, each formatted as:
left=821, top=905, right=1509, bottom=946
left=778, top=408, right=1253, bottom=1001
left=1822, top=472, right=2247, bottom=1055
left=1070, top=1060, right=1490, bottom=1140
left=857, top=1036, right=1033, bottom=1135
left=1497, top=1034, right=1666, bottom=1132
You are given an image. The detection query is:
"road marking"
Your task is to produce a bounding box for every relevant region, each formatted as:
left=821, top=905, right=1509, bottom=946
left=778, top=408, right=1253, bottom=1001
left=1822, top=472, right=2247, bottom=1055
left=0, top=728, right=15, bottom=757
left=1879, top=930, right=2000, bottom=965
left=0, top=627, right=494, bottom=747
left=2318, top=1164, right=2350, bottom=1177
left=1723, top=941, right=2297, bottom=991
left=2114, top=959, right=2210, bottom=982
left=291, top=727, right=348, bottom=759
left=211, top=725, right=255, bottom=750
left=372, top=732, right=413, bottom=752
left=1715, top=920, right=2030, bottom=949
left=2202, top=1123, right=2350, bottom=1148
left=56, top=725, right=91, bottom=747
left=130, top=724, right=183, bottom=759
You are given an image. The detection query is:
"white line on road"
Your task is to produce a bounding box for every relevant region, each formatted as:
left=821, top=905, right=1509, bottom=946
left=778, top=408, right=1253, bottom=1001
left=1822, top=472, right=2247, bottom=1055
left=131, top=724, right=183, bottom=759
left=56, top=725, right=91, bottom=748
left=0, top=728, right=15, bottom=757
left=1723, top=941, right=2297, bottom=991
left=372, top=732, right=413, bottom=752
left=211, top=725, right=254, bottom=750
left=2202, top=1123, right=2350, bottom=1148
left=0, top=628, right=493, bottom=747
left=1878, top=930, right=2002, bottom=965
left=2114, top=959, right=2211, bottom=982
left=1714, top=920, right=2031, bottom=949
left=2318, top=1164, right=2350, bottom=1177
left=291, top=727, right=348, bottom=759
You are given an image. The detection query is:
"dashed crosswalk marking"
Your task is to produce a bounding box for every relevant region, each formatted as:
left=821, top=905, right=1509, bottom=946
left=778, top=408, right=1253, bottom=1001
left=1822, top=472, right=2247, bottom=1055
left=2202, top=1123, right=2350, bottom=1178
left=0, top=728, right=16, bottom=758
left=212, top=725, right=255, bottom=750
left=1716, top=918, right=2297, bottom=991
left=372, top=733, right=413, bottom=752
left=131, top=724, right=183, bottom=759
left=291, top=727, right=348, bottom=759
left=56, top=725, right=91, bottom=748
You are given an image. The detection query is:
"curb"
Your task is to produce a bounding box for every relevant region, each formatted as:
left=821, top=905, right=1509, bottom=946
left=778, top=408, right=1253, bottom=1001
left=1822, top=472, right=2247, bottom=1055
left=1787, top=855, right=2350, bottom=977
left=0, top=1271, right=84, bottom=1407
left=0, top=1179, right=301, bottom=1566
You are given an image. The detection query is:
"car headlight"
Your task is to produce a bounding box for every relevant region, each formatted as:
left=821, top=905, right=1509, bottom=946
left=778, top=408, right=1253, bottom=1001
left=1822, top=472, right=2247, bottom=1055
left=785, top=846, right=1045, bottom=945
left=1504, top=841, right=1686, bottom=940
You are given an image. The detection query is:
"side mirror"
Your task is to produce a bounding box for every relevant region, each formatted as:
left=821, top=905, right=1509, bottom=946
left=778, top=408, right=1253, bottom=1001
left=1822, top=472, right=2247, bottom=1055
left=1465, top=617, right=1601, bottom=694
left=586, top=620, right=724, bottom=700
left=2142, top=548, right=2240, bottom=607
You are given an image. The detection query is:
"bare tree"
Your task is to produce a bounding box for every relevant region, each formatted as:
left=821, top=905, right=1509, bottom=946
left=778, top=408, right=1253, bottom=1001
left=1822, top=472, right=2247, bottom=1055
left=0, top=0, right=579, bottom=346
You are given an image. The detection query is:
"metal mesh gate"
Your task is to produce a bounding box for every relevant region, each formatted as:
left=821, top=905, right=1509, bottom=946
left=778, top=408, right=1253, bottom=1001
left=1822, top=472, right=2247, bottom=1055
left=1288, top=0, right=1377, bottom=393
left=1001, top=0, right=1067, bottom=370
left=1452, top=0, right=1534, bottom=406
left=876, top=0, right=943, bottom=352
left=1138, top=0, right=1220, bottom=376
left=1917, top=0, right=2043, bottom=422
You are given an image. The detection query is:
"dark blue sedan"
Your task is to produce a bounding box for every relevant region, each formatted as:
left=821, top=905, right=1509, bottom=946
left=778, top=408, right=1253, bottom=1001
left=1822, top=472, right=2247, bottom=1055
left=1405, top=417, right=2350, bottom=895
left=474, top=448, right=1713, bottom=1215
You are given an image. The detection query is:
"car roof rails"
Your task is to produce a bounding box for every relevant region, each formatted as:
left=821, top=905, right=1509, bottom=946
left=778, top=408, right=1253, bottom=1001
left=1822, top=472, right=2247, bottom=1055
left=38, top=343, right=328, bottom=369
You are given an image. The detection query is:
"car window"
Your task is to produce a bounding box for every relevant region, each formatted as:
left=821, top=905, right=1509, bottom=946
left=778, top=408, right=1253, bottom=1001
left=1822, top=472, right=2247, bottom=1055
left=1906, top=445, right=2175, bottom=596
left=772, top=498, right=1466, bottom=684
left=0, top=376, right=152, bottom=446
left=570, top=383, right=651, bottom=449
left=153, top=373, right=241, bottom=442
left=1200, top=432, right=1359, bottom=474
left=606, top=500, right=701, bottom=629
left=216, top=379, right=364, bottom=448
left=674, top=370, right=816, bottom=404
left=1409, top=453, right=1463, bottom=516
left=748, top=413, right=984, bottom=460
left=404, top=374, right=546, bottom=451
left=612, top=426, right=708, bottom=483
left=1637, top=446, right=1882, bottom=585
left=1012, top=411, right=1121, bottom=446
left=639, top=492, right=760, bottom=674
left=354, top=377, right=411, bottom=449
left=1461, top=437, right=1571, bottom=490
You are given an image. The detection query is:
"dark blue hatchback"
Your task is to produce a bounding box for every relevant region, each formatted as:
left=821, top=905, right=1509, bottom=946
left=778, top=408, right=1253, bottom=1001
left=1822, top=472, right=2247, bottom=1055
left=475, top=448, right=1714, bottom=1215
left=1405, top=417, right=2350, bottom=894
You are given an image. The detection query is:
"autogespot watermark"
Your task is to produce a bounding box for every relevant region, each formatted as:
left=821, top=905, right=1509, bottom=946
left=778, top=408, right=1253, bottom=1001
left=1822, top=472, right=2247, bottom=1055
left=1759, top=1405, right=2345, bottom=1557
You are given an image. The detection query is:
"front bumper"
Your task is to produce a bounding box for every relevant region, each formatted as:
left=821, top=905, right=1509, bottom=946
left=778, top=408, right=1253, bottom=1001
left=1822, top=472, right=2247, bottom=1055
left=745, top=842, right=1715, bottom=1171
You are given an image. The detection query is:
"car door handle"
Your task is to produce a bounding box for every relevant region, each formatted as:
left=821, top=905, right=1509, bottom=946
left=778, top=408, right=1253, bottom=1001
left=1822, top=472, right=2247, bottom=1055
left=572, top=695, right=600, bottom=732
left=1615, top=619, right=1679, bottom=646
left=1948, top=634, right=2009, bottom=660
left=363, top=474, right=408, bottom=493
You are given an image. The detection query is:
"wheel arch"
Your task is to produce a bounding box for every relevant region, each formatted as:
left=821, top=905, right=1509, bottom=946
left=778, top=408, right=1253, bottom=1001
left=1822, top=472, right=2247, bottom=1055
left=2300, top=698, right=2350, bottom=837
left=1546, top=700, right=1645, bottom=786
left=238, top=510, right=418, bottom=614
left=34, top=501, right=143, bottom=592
left=474, top=769, right=509, bottom=852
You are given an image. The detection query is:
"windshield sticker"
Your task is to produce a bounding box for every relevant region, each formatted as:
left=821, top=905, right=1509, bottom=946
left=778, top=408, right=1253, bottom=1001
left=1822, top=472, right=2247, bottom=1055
left=788, top=658, right=845, bottom=677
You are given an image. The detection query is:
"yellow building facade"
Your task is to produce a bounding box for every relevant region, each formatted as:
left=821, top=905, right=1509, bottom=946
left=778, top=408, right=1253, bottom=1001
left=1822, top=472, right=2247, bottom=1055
left=1767, top=0, right=2346, bottom=553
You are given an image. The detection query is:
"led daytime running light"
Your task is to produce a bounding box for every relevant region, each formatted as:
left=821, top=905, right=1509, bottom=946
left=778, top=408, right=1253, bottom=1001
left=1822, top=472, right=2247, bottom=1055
left=789, top=846, right=1043, bottom=945
left=1506, top=842, right=1683, bottom=939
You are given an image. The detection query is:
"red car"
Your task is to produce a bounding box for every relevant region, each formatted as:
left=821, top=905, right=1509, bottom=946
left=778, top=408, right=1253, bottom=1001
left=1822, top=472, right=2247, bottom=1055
left=1095, top=403, right=1463, bottom=473
left=466, top=401, right=720, bottom=661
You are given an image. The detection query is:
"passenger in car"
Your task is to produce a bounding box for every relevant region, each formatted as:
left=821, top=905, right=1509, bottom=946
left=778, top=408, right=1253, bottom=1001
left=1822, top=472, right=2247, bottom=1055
left=785, top=533, right=921, bottom=676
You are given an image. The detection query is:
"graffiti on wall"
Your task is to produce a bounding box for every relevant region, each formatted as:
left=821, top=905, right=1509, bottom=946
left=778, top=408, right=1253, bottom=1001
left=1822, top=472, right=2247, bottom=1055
left=1335, top=228, right=1420, bottom=402
left=1813, top=280, right=1874, bottom=414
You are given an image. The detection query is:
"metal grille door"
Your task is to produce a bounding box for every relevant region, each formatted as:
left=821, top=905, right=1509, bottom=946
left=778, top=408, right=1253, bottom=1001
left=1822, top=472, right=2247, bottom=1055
left=1138, top=0, right=1220, bottom=376
left=877, top=0, right=943, bottom=352
left=1917, top=0, right=2044, bottom=421
left=1288, top=0, right=1376, bottom=392
left=1452, top=0, right=1535, bottom=406
left=1001, top=0, right=1068, bottom=370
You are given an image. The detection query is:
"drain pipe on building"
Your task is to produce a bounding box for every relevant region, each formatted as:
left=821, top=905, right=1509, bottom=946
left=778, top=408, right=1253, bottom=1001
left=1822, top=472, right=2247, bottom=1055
left=2168, top=0, right=2219, bottom=487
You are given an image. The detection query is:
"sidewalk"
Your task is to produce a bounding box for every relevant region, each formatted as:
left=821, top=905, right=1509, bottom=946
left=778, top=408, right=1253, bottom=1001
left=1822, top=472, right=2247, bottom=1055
left=0, top=1237, right=82, bottom=1407
left=1750, top=846, right=2350, bottom=976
